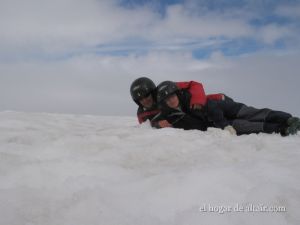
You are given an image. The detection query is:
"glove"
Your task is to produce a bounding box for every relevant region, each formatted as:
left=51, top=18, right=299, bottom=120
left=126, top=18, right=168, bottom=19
left=158, top=120, right=172, bottom=128
left=224, top=125, right=237, bottom=135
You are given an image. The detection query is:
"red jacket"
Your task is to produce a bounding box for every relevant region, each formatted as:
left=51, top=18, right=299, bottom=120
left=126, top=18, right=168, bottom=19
left=176, top=81, right=224, bottom=105
left=176, top=81, right=207, bottom=106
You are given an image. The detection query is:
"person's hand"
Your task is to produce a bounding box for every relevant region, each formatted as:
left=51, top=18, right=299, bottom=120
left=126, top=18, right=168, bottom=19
left=224, top=125, right=237, bottom=135
left=158, top=120, right=172, bottom=128
left=191, top=104, right=203, bottom=110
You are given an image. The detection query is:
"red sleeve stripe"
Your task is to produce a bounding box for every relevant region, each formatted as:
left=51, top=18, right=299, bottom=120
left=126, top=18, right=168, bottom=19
left=138, top=109, right=161, bottom=124
left=206, top=94, right=224, bottom=101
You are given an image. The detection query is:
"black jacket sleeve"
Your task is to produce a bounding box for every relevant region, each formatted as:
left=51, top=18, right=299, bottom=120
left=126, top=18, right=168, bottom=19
left=150, top=112, right=166, bottom=128
left=205, top=100, right=230, bottom=129
left=163, top=109, right=208, bottom=131
left=173, top=114, right=208, bottom=131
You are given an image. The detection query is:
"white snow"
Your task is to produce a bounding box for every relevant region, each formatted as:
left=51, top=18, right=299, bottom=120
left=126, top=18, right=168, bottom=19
left=0, top=111, right=300, bottom=225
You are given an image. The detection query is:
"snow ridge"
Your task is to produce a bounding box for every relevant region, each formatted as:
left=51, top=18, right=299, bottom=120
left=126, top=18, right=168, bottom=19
left=0, top=111, right=299, bottom=225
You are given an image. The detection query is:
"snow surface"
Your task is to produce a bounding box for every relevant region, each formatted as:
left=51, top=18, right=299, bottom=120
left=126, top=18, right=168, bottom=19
left=0, top=111, right=300, bottom=225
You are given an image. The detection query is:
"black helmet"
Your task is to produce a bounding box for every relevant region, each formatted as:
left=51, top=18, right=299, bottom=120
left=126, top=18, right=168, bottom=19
left=130, top=77, right=156, bottom=104
left=157, top=81, right=179, bottom=103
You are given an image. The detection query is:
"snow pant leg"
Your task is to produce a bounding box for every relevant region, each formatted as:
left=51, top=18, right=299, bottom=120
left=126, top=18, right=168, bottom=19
left=237, top=105, right=271, bottom=122
left=263, top=122, right=282, bottom=134
left=232, top=119, right=264, bottom=135
left=265, top=111, right=291, bottom=124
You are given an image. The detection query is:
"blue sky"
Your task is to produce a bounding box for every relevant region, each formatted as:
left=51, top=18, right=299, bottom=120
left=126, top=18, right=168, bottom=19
left=0, top=0, right=299, bottom=116
left=116, top=0, right=300, bottom=58
left=1, top=0, right=299, bottom=61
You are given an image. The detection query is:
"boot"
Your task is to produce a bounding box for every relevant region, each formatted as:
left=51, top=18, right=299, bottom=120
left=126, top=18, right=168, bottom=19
left=284, top=117, right=300, bottom=135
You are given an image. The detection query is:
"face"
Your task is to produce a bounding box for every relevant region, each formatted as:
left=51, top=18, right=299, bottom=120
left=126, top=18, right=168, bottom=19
left=165, top=94, right=179, bottom=109
left=139, top=94, right=154, bottom=108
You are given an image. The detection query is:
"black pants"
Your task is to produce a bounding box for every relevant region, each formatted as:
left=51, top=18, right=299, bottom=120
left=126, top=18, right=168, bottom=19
left=232, top=105, right=291, bottom=135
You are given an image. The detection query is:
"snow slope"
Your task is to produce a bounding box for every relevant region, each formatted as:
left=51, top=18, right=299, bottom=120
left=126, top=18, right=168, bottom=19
left=0, top=111, right=300, bottom=225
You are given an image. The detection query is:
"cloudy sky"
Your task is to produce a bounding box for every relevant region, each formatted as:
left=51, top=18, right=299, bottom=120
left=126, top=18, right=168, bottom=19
left=1, top=0, right=300, bottom=117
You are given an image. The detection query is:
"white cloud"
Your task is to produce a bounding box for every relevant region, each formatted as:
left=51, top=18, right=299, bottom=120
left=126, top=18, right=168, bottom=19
left=148, top=4, right=253, bottom=41
left=1, top=0, right=299, bottom=60
left=1, top=51, right=299, bottom=116
left=258, top=24, right=292, bottom=44
left=0, top=0, right=259, bottom=57
left=276, top=4, right=300, bottom=19
left=0, top=0, right=157, bottom=55
left=0, top=51, right=213, bottom=115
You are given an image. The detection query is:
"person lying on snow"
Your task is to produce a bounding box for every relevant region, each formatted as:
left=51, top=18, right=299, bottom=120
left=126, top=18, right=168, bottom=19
left=130, top=77, right=223, bottom=128
left=156, top=81, right=300, bottom=136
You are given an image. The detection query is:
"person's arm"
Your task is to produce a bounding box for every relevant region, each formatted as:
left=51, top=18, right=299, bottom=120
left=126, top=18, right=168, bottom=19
left=137, top=108, right=160, bottom=124
left=163, top=109, right=207, bottom=131
left=176, top=81, right=207, bottom=107
left=173, top=114, right=208, bottom=131
left=206, top=100, right=230, bottom=129
left=150, top=112, right=172, bottom=128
